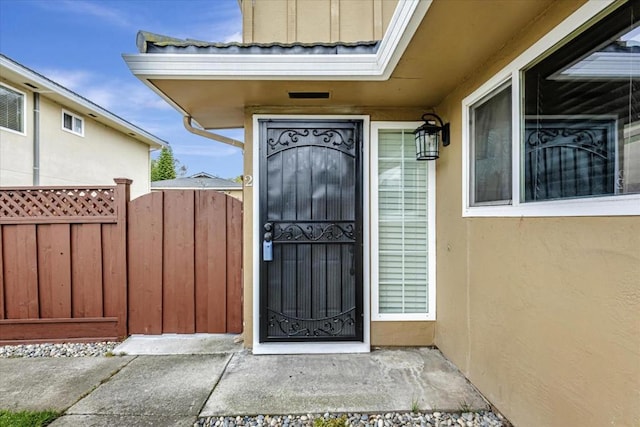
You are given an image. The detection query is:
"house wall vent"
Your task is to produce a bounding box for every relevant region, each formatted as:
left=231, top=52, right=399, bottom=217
left=288, top=92, right=330, bottom=99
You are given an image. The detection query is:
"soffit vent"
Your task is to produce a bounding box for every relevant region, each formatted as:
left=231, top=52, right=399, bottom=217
left=288, top=91, right=330, bottom=99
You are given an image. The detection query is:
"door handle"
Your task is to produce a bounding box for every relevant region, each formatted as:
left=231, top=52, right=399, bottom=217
left=263, top=223, right=273, bottom=261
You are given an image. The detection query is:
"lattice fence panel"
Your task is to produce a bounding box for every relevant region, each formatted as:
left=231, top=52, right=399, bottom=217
left=0, top=187, right=117, bottom=224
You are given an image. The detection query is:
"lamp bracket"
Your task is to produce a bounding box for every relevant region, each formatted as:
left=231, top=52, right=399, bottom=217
left=420, top=113, right=449, bottom=147
left=421, top=113, right=445, bottom=128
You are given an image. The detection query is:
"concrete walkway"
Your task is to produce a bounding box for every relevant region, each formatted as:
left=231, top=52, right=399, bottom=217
left=0, top=335, right=489, bottom=426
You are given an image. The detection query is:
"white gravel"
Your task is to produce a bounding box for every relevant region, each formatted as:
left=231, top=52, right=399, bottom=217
left=196, top=411, right=509, bottom=427
left=0, top=341, right=120, bottom=358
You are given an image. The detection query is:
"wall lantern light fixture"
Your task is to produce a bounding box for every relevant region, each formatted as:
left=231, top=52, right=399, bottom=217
left=414, top=113, right=450, bottom=160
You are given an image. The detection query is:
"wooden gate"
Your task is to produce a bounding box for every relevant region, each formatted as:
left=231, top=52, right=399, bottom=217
left=127, top=190, right=242, bottom=334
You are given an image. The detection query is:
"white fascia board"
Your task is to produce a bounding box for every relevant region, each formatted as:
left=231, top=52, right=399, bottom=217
left=124, top=0, right=431, bottom=82
left=377, top=0, right=432, bottom=79
left=123, top=53, right=382, bottom=80
left=0, top=56, right=168, bottom=149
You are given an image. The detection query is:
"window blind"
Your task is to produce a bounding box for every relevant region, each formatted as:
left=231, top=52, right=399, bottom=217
left=0, top=85, right=24, bottom=132
left=377, top=130, right=429, bottom=314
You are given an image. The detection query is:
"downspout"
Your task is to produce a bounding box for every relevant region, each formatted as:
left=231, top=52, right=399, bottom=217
left=33, top=92, right=40, bottom=185
left=183, top=116, right=244, bottom=150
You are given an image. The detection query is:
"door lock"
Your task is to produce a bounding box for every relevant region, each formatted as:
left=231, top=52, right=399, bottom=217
left=263, top=223, right=274, bottom=261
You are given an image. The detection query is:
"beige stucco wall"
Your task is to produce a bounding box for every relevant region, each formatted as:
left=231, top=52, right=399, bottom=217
left=242, top=0, right=398, bottom=43
left=0, top=83, right=152, bottom=198
left=371, top=321, right=434, bottom=347
left=433, top=1, right=640, bottom=426
left=236, top=1, right=639, bottom=422
left=242, top=107, right=435, bottom=348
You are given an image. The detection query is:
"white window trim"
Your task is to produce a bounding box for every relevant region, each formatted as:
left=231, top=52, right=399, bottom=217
left=0, top=82, right=27, bottom=135
left=462, top=0, right=640, bottom=217
left=251, top=114, right=371, bottom=354
left=371, top=122, right=436, bottom=322
left=61, top=109, right=84, bottom=137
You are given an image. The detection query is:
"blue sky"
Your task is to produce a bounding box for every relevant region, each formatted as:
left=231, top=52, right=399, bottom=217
left=0, top=0, right=244, bottom=179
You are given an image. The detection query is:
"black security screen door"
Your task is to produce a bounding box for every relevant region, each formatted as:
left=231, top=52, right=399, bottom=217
left=259, top=119, right=363, bottom=342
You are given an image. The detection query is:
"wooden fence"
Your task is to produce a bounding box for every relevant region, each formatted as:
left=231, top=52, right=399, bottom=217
left=0, top=180, right=242, bottom=344
left=0, top=179, right=129, bottom=344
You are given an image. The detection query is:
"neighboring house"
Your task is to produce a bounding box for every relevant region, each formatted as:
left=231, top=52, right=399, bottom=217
left=123, top=1, right=639, bottom=426
left=152, top=172, right=243, bottom=200
left=0, top=54, right=167, bottom=198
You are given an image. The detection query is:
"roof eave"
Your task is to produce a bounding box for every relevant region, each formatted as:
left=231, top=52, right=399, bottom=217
left=124, top=0, right=431, bottom=83
left=0, top=55, right=168, bottom=149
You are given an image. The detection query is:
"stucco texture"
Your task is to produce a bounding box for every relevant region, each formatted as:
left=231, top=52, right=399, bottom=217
left=39, top=99, right=151, bottom=198
left=0, top=89, right=151, bottom=198
left=433, top=2, right=640, bottom=426
left=436, top=205, right=640, bottom=426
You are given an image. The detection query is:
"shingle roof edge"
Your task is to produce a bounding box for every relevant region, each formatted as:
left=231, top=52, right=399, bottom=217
left=137, top=30, right=380, bottom=54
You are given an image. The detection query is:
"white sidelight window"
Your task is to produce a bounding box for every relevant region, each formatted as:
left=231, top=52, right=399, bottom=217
left=0, top=83, right=25, bottom=134
left=62, top=109, right=84, bottom=136
left=463, top=0, right=640, bottom=216
left=371, top=123, right=436, bottom=321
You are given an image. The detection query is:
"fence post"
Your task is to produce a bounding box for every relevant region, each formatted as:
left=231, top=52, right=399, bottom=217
left=114, top=178, right=132, bottom=338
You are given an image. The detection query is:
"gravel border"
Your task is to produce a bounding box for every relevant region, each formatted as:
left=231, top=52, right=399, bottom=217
left=196, top=411, right=508, bottom=427
left=0, top=342, right=120, bottom=358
